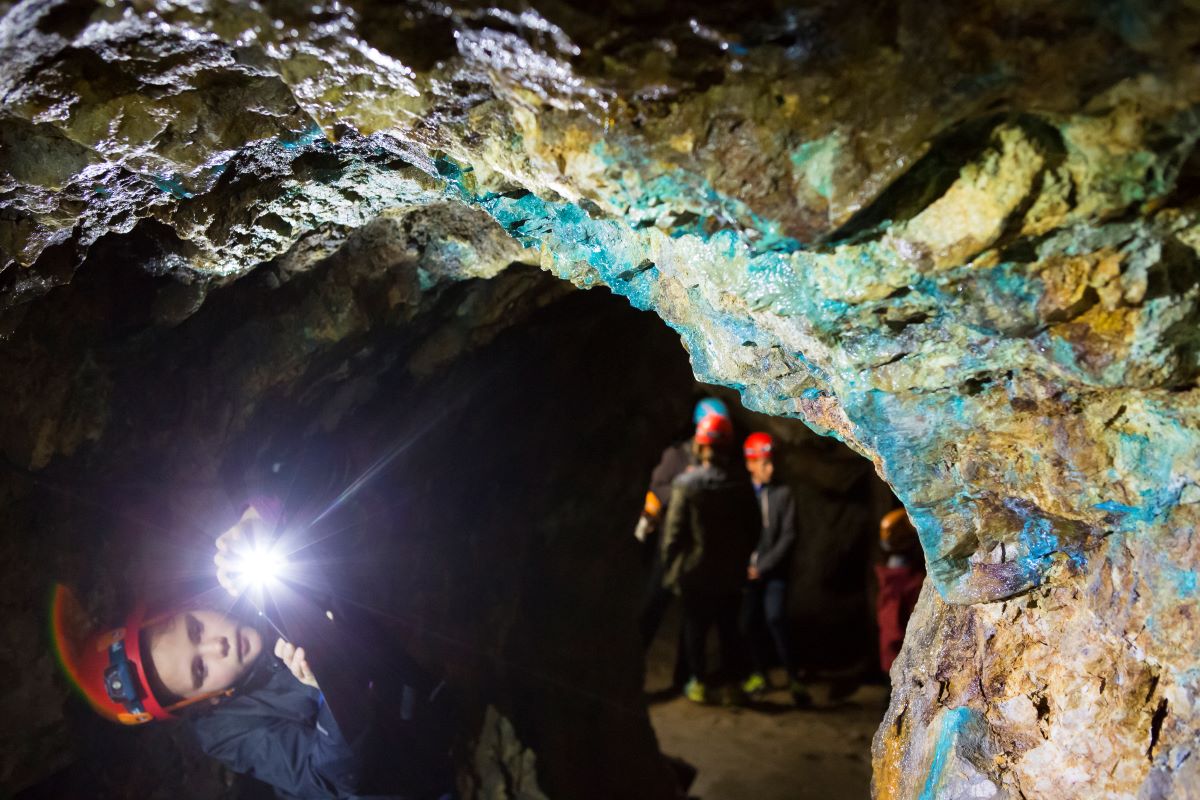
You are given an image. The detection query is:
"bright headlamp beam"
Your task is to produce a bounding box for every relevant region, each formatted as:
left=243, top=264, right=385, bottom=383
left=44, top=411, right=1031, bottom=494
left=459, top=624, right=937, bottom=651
left=236, top=547, right=285, bottom=588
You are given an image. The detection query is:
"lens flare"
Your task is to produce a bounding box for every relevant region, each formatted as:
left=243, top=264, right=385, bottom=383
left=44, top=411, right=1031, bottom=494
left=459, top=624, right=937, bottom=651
left=239, top=546, right=284, bottom=588
left=50, top=585, right=91, bottom=707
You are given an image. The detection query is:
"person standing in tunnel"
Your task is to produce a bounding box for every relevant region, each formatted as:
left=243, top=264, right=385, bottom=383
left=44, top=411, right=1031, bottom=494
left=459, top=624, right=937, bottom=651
left=660, top=412, right=760, bottom=704
left=875, top=507, right=926, bottom=675
left=635, top=397, right=730, bottom=692
left=738, top=432, right=810, bottom=707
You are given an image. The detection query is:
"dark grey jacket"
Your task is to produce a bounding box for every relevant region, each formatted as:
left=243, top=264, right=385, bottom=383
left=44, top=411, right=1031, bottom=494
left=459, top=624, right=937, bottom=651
left=661, top=463, right=760, bottom=597
left=753, top=483, right=798, bottom=578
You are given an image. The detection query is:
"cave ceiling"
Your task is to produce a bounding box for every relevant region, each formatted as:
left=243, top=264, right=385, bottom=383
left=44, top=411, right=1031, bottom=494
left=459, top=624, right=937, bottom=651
left=3, top=0, right=1200, bottom=797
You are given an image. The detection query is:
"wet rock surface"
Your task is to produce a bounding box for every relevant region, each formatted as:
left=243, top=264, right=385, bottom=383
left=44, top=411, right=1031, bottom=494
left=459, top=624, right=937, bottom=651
left=2, top=0, right=1200, bottom=797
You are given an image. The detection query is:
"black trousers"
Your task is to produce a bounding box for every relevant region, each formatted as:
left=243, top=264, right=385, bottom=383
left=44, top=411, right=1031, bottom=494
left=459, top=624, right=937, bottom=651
left=681, top=591, right=744, bottom=684
left=740, top=577, right=796, bottom=676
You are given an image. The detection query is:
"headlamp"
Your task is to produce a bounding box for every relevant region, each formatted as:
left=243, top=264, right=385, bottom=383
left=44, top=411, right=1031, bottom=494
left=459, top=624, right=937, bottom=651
left=103, top=640, right=142, bottom=706
left=225, top=536, right=292, bottom=643
left=238, top=545, right=285, bottom=589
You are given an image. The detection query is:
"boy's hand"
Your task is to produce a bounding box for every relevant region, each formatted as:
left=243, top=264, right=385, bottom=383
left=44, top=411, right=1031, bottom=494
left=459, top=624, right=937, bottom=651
left=633, top=515, right=653, bottom=542
left=275, top=638, right=320, bottom=690
left=214, top=506, right=266, bottom=597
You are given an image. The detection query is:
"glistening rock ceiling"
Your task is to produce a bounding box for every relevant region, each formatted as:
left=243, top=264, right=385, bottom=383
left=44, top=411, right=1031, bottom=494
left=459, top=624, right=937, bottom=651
left=3, top=0, right=1200, bottom=797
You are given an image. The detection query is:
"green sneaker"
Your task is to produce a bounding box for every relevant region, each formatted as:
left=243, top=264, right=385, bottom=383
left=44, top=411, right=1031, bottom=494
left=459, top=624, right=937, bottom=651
left=742, top=672, right=768, bottom=695
left=684, top=678, right=708, bottom=704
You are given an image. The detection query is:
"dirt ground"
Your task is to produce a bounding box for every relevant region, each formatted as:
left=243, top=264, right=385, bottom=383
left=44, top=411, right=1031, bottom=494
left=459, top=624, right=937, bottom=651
left=645, top=609, right=885, bottom=800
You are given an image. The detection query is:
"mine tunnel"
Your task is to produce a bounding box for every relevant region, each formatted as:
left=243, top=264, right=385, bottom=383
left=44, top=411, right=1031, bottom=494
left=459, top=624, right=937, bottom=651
left=3, top=1, right=1200, bottom=799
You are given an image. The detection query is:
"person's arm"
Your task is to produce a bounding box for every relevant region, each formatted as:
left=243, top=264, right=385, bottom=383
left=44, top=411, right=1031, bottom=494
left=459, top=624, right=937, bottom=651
left=754, top=487, right=797, bottom=575
left=660, top=483, right=689, bottom=571
left=648, top=445, right=686, bottom=511
left=634, top=491, right=661, bottom=542
left=192, top=697, right=362, bottom=799
left=641, top=444, right=685, bottom=538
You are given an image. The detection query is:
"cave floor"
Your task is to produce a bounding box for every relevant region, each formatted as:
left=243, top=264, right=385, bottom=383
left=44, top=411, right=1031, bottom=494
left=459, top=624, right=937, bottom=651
left=645, top=609, right=883, bottom=800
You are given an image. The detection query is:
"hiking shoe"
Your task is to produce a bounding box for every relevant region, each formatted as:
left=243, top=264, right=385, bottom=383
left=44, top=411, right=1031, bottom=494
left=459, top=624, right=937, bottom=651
left=789, top=680, right=813, bottom=708
left=741, top=672, right=768, bottom=695
left=683, top=678, right=708, bottom=704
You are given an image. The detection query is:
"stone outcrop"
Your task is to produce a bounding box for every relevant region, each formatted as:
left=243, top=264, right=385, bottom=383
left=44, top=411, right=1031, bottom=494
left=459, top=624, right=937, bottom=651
left=3, top=1, right=1200, bottom=797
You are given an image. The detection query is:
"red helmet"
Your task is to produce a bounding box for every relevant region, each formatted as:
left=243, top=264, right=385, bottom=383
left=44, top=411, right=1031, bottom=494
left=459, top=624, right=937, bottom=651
left=694, top=413, right=734, bottom=445
left=743, top=432, right=774, bottom=460
left=51, top=584, right=233, bottom=725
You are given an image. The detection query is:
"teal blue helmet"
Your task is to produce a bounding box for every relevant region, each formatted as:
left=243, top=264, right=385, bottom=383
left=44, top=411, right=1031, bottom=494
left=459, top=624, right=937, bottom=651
left=693, top=397, right=730, bottom=425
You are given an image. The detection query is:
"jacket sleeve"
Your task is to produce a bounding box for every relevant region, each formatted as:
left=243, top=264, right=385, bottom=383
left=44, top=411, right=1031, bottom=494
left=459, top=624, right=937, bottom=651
left=755, top=487, right=797, bottom=575
left=660, top=483, right=690, bottom=581
left=647, top=444, right=687, bottom=525
left=193, top=699, right=362, bottom=799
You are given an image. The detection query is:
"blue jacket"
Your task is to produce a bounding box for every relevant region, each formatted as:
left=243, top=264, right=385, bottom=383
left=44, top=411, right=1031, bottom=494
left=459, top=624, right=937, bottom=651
left=753, top=482, right=797, bottom=578
left=188, top=657, right=451, bottom=800
left=189, top=660, right=370, bottom=799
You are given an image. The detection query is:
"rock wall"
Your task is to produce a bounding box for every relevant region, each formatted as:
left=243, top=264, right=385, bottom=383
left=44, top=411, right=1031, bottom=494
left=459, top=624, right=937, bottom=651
left=3, top=1, right=1200, bottom=797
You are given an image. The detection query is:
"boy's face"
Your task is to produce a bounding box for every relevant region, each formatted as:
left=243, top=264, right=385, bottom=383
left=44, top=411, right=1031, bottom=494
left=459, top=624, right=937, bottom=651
left=148, top=609, right=264, bottom=699
left=746, top=457, right=774, bottom=485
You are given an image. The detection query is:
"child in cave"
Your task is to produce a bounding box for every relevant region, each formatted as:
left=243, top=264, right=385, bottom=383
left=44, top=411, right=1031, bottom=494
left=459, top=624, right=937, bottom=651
left=660, top=412, right=761, bottom=704
left=53, top=495, right=456, bottom=800
left=738, top=432, right=811, bottom=707
left=874, top=507, right=926, bottom=676
left=635, top=396, right=731, bottom=692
